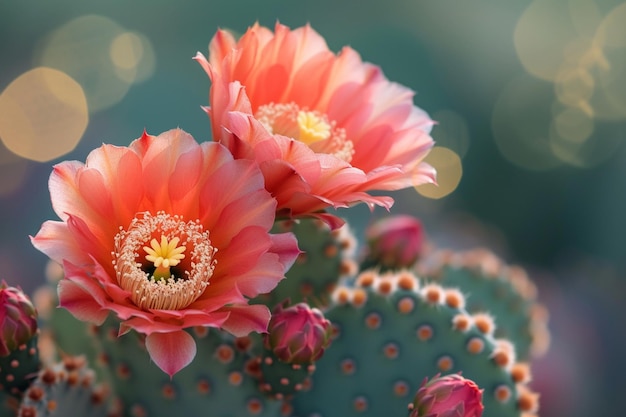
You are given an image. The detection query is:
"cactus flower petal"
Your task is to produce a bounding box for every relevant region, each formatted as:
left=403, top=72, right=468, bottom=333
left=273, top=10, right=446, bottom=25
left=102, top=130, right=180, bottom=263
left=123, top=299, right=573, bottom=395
left=57, top=278, right=109, bottom=326
left=32, top=128, right=299, bottom=376
left=145, top=330, right=196, bottom=379
left=196, top=22, right=436, bottom=227
left=220, top=304, right=272, bottom=337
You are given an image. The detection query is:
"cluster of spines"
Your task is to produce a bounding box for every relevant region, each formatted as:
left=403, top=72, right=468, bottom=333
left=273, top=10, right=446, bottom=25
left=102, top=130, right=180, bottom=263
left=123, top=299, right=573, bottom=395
left=289, top=270, right=539, bottom=417
left=253, top=354, right=316, bottom=400
left=92, top=318, right=286, bottom=417
left=419, top=248, right=550, bottom=360
left=31, top=225, right=548, bottom=417
left=0, top=338, right=39, bottom=398
left=31, top=280, right=107, bottom=384
left=17, top=356, right=113, bottom=417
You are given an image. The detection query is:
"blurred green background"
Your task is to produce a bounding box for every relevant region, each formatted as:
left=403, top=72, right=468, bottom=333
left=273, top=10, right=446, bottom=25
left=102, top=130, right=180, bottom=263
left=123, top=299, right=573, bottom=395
left=1, top=0, right=625, bottom=415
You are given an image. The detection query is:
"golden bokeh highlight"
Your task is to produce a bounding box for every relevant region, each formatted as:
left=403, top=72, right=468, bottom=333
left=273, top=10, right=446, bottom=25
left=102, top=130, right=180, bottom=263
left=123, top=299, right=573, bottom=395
left=553, top=107, right=594, bottom=144
left=554, top=65, right=595, bottom=109
left=110, top=32, right=144, bottom=70
left=0, top=67, right=88, bottom=162
left=514, top=0, right=585, bottom=82
left=586, top=3, right=626, bottom=121
left=510, top=1, right=626, bottom=169
left=431, top=110, right=470, bottom=159
left=594, top=3, right=626, bottom=49
left=549, top=103, right=621, bottom=168
left=110, top=31, right=156, bottom=84
left=416, top=146, right=462, bottom=199
left=37, top=15, right=132, bottom=112
left=567, top=0, right=603, bottom=39
left=548, top=106, right=593, bottom=167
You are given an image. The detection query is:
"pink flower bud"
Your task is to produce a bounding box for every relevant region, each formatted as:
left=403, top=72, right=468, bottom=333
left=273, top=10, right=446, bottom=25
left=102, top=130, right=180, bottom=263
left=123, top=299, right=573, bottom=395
left=409, top=374, right=484, bottom=417
left=366, top=215, right=425, bottom=269
left=0, top=281, right=38, bottom=356
left=265, top=302, right=332, bottom=364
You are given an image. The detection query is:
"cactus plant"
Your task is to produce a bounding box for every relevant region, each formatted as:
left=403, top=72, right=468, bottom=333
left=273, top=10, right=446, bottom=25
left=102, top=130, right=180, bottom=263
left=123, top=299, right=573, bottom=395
left=256, top=219, right=358, bottom=309
left=17, top=356, right=114, bottom=417
left=256, top=301, right=333, bottom=398
left=22, top=213, right=545, bottom=417
left=91, top=317, right=285, bottom=417
left=289, top=271, right=538, bottom=417
left=419, top=249, right=550, bottom=360
left=9, top=21, right=549, bottom=417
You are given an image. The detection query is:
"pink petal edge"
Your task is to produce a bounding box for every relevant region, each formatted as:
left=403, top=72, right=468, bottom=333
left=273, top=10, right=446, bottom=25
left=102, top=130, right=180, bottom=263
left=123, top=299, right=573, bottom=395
left=145, top=330, right=197, bottom=378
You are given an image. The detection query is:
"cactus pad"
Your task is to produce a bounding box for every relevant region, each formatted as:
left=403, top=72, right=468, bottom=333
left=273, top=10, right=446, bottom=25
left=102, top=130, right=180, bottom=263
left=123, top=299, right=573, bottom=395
left=290, top=270, right=539, bottom=417
left=419, top=249, right=550, bottom=360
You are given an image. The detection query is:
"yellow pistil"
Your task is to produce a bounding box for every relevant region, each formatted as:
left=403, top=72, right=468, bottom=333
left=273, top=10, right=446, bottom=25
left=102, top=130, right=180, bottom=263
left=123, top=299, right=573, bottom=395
left=144, top=235, right=186, bottom=281
left=297, top=111, right=331, bottom=145
left=255, top=102, right=354, bottom=162
left=114, top=212, right=216, bottom=310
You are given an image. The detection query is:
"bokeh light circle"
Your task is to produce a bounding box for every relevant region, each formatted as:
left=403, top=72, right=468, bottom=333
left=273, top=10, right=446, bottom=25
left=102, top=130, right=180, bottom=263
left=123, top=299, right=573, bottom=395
left=415, top=146, right=462, bottom=199
left=549, top=103, right=621, bottom=168
left=568, top=0, right=603, bottom=39
left=514, top=0, right=583, bottom=82
left=553, top=107, right=594, bottom=145
left=110, top=31, right=156, bottom=84
left=587, top=3, right=626, bottom=120
left=594, top=2, right=626, bottom=49
left=110, top=32, right=145, bottom=70
left=554, top=64, right=595, bottom=110
left=0, top=67, right=88, bottom=162
left=36, top=15, right=131, bottom=112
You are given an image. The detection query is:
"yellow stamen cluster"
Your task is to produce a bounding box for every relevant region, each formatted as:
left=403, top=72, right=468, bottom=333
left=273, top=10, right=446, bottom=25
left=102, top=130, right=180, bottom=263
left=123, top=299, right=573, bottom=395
left=297, top=111, right=331, bottom=145
left=113, top=211, right=217, bottom=311
left=144, top=235, right=186, bottom=268
left=144, top=235, right=186, bottom=281
left=255, top=102, right=354, bottom=162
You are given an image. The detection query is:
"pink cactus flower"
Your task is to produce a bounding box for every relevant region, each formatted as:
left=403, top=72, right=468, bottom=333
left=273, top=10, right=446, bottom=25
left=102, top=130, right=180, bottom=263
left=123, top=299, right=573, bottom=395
left=0, top=281, right=38, bottom=356
left=365, top=215, right=425, bottom=269
left=31, top=129, right=300, bottom=377
left=195, top=23, right=436, bottom=228
left=265, top=302, right=332, bottom=364
left=409, top=374, right=484, bottom=417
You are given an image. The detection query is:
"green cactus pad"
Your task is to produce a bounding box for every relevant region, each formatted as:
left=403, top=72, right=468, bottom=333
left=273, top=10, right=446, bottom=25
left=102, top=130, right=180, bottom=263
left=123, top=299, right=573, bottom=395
left=94, top=318, right=285, bottom=417
left=290, top=271, right=539, bottom=417
left=17, top=356, right=113, bottom=417
left=0, top=336, right=39, bottom=398
left=32, top=283, right=105, bottom=382
left=255, top=352, right=316, bottom=399
left=419, top=249, right=550, bottom=360
left=255, top=219, right=358, bottom=310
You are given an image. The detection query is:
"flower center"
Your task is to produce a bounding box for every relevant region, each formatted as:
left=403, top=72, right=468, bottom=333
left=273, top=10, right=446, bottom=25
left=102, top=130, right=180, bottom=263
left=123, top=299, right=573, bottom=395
left=255, top=102, right=354, bottom=162
left=112, top=211, right=217, bottom=311
left=297, top=111, right=331, bottom=145
left=143, top=235, right=186, bottom=281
